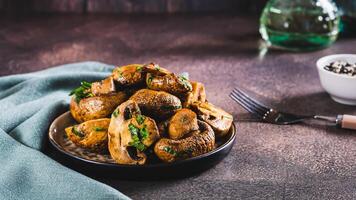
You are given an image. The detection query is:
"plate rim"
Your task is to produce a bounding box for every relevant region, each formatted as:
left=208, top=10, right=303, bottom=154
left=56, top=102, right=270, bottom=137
left=49, top=111, right=236, bottom=168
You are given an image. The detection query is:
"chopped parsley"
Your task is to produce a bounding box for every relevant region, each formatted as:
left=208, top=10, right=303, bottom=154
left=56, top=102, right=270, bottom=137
left=127, top=123, right=149, bottom=151
left=112, top=109, right=119, bottom=118
left=146, top=74, right=153, bottom=85
left=116, top=69, right=123, bottom=78
left=135, top=115, right=145, bottom=125
left=163, top=146, right=177, bottom=156
left=93, top=127, right=107, bottom=132
left=178, top=75, right=192, bottom=91
left=72, top=126, right=84, bottom=137
left=69, top=81, right=94, bottom=103
left=139, top=125, right=149, bottom=140
left=136, top=65, right=143, bottom=72
left=179, top=72, right=189, bottom=80
left=128, top=133, right=146, bottom=151
left=128, top=123, right=149, bottom=152
left=223, top=115, right=233, bottom=120
left=154, top=65, right=161, bottom=71
left=163, top=146, right=193, bottom=158
left=178, top=75, right=188, bottom=81
left=128, top=123, right=139, bottom=136
left=130, top=72, right=136, bottom=79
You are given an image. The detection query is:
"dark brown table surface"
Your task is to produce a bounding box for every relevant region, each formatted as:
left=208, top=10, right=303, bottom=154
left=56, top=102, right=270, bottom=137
left=1, top=14, right=356, bottom=199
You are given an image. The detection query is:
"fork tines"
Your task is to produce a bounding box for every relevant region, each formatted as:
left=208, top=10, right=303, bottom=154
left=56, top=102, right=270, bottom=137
left=229, top=88, right=269, bottom=118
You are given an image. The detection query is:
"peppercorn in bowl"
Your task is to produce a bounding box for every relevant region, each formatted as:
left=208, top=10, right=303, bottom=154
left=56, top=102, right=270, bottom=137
left=317, top=54, right=356, bottom=105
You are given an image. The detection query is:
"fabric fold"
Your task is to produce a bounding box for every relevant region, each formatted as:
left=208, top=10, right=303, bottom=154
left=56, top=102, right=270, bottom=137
left=0, top=62, right=129, bottom=200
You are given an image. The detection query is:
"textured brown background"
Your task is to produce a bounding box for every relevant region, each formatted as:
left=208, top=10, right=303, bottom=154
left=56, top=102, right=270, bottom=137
left=1, top=14, right=356, bottom=199
left=0, top=0, right=266, bottom=14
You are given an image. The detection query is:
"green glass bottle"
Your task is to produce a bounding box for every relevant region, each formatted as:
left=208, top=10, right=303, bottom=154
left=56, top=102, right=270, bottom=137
left=335, top=0, right=356, bottom=34
left=260, top=0, right=340, bottom=51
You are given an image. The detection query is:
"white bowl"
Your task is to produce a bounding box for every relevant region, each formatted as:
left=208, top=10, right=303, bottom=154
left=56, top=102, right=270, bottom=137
left=316, top=54, right=356, bottom=105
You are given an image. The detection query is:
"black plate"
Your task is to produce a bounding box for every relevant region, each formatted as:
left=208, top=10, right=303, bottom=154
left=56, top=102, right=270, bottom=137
left=49, top=111, right=236, bottom=180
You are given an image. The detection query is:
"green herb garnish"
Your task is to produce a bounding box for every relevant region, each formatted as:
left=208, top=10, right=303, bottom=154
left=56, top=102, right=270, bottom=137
left=116, top=69, right=123, bottom=78
left=112, top=109, right=119, bottom=118
left=83, top=81, right=92, bottom=87
left=93, top=127, right=107, bottom=132
left=135, top=115, right=145, bottom=125
left=128, top=123, right=139, bottom=136
left=178, top=75, right=192, bottom=91
left=128, top=123, right=150, bottom=152
left=129, top=142, right=146, bottom=152
left=72, top=126, right=84, bottom=137
left=154, top=65, right=160, bottom=71
left=146, top=74, right=153, bottom=85
left=179, top=72, right=189, bottom=80
left=69, top=81, right=93, bottom=103
left=128, top=123, right=146, bottom=151
left=163, top=146, right=192, bottom=158
left=139, top=125, right=149, bottom=140
left=163, top=146, right=177, bottom=156
left=128, top=139, right=145, bottom=152
left=223, top=115, right=233, bottom=120
left=136, top=65, right=143, bottom=72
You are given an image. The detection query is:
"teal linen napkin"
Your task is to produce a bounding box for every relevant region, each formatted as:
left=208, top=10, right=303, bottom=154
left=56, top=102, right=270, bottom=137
left=0, top=62, right=130, bottom=200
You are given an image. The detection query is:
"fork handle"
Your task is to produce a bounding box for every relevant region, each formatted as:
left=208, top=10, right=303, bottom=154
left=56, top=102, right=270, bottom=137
left=337, top=115, right=356, bottom=130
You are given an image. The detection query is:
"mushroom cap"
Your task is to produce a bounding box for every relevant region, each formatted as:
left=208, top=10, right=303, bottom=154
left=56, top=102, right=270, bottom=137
left=108, top=100, right=160, bottom=165
left=182, top=81, right=207, bottom=108
left=146, top=73, right=192, bottom=96
left=168, top=108, right=199, bottom=140
left=142, top=63, right=171, bottom=75
left=154, top=120, right=215, bottom=163
left=65, top=118, right=110, bottom=152
left=91, top=76, right=116, bottom=96
left=129, top=89, right=182, bottom=120
left=191, top=102, right=233, bottom=137
left=112, top=64, right=145, bottom=87
left=70, top=91, right=127, bottom=123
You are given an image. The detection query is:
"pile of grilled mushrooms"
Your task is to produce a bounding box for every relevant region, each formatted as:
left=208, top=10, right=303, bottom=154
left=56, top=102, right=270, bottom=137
left=65, top=63, right=233, bottom=165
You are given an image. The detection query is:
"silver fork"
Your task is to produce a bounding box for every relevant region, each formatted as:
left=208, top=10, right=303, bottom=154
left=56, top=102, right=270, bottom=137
left=229, top=88, right=356, bottom=130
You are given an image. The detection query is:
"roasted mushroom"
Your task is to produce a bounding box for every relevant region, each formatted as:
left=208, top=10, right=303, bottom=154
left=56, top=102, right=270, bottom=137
left=154, top=120, right=215, bottom=163
left=112, top=63, right=171, bottom=88
left=70, top=92, right=127, bottom=123
left=69, top=80, right=127, bottom=123
left=129, top=89, right=182, bottom=119
left=146, top=73, right=192, bottom=96
left=65, top=118, right=110, bottom=152
left=191, top=102, right=233, bottom=137
left=182, top=81, right=207, bottom=108
left=68, top=62, right=233, bottom=165
left=108, top=100, right=160, bottom=165
left=91, top=76, right=116, bottom=96
left=168, top=108, right=199, bottom=140
left=142, top=63, right=171, bottom=75
left=112, top=64, right=145, bottom=87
